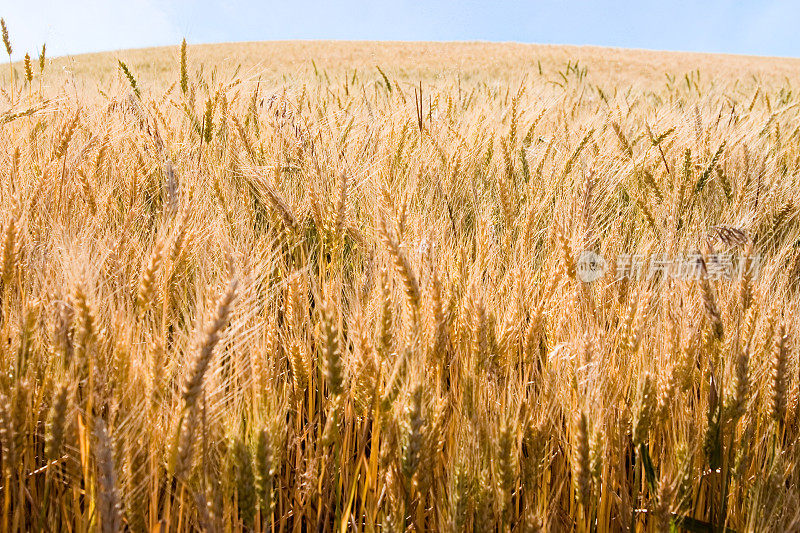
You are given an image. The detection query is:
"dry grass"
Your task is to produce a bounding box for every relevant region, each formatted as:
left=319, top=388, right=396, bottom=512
left=1, top=34, right=800, bottom=532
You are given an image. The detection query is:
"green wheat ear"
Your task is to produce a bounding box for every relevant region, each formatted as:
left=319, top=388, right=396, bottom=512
left=118, top=59, right=141, bottom=99
left=39, top=43, right=46, bottom=73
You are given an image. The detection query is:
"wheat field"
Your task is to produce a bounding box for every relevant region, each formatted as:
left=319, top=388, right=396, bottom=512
left=1, top=25, right=800, bottom=532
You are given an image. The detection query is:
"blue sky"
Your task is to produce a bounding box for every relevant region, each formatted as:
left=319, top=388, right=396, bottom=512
left=2, top=0, right=799, bottom=60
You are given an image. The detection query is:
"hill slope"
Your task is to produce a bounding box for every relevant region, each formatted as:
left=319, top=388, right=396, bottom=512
left=9, top=40, right=800, bottom=92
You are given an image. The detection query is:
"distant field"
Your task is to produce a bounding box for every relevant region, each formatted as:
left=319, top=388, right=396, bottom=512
left=8, top=40, right=800, bottom=90
left=1, top=39, right=800, bottom=532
